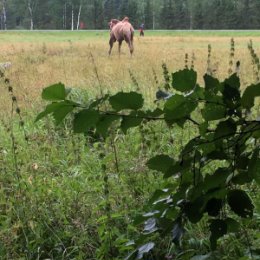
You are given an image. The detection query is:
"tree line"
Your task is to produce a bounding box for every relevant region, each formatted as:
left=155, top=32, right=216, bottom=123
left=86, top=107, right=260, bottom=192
left=1, top=0, right=260, bottom=30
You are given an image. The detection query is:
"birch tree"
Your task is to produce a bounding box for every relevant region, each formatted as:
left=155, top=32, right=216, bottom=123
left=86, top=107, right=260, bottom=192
left=76, top=0, right=82, bottom=30
left=1, top=0, right=7, bottom=30
left=27, top=0, right=38, bottom=30
left=71, top=2, right=74, bottom=30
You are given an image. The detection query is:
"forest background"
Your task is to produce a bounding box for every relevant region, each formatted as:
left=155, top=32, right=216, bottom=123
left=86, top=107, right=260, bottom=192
left=1, top=0, right=260, bottom=31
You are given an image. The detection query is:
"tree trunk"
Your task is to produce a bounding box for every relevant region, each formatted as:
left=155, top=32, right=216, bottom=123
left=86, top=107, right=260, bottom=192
left=76, top=4, right=82, bottom=30
left=71, top=4, right=74, bottom=31
left=28, top=1, right=34, bottom=30
left=0, top=14, right=2, bottom=30
left=63, top=1, right=67, bottom=29
left=2, top=0, right=7, bottom=30
left=190, top=13, right=193, bottom=30
left=152, top=11, right=155, bottom=30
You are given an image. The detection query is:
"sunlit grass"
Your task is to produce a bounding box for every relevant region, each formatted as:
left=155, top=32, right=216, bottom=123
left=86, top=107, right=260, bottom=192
left=1, top=31, right=260, bottom=114
left=0, top=31, right=259, bottom=259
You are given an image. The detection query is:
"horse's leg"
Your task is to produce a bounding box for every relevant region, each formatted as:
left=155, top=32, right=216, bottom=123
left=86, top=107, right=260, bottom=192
left=125, top=37, right=133, bottom=56
left=108, top=36, right=116, bottom=56
left=118, top=40, right=123, bottom=56
left=129, top=41, right=134, bottom=56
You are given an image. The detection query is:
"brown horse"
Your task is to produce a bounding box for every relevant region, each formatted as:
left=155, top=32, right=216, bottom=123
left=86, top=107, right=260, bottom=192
left=108, top=17, right=134, bottom=56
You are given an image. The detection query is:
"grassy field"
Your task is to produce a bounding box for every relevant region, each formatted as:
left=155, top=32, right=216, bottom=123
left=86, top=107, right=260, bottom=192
left=1, top=30, right=260, bottom=113
left=0, top=31, right=260, bottom=260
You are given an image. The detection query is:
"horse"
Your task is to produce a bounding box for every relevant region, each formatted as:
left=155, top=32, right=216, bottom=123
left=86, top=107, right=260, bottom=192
left=108, top=17, right=134, bottom=56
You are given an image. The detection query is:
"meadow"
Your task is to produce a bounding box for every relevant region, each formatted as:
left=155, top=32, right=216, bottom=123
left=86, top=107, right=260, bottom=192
left=1, top=30, right=260, bottom=111
left=0, top=31, right=260, bottom=260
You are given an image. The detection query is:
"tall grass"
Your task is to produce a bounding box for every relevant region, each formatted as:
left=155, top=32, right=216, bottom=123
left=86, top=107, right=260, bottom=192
left=1, top=31, right=260, bottom=113
left=0, top=31, right=259, bottom=259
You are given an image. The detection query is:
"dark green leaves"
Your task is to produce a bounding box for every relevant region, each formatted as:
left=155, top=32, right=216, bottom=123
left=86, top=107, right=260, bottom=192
left=248, top=148, right=260, bottom=185
left=241, top=83, right=260, bottom=109
left=35, top=100, right=75, bottom=124
left=42, top=83, right=69, bottom=101
left=96, top=115, right=119, bottom=137
left=109, top=92, right=144, bottom=111
left=121, top=113, right=143, bottom=134
left=209, top=219, right=227, bottom=250
left=227, top=190, right=254, bottom=218
left=147, top=155, right=174, bottom=173
left=225, top=218, right=240, bottom=233
left=202, top=103, right=226, bottom=121
left=164, top=94, right=197, bottom=121
left=214, top=119, right=237, bottom=139
left=204, top=74, right=221, bottom=94
left=73, top=109, right=100, bottom=133
left=172, top=69, right=197, bottom=92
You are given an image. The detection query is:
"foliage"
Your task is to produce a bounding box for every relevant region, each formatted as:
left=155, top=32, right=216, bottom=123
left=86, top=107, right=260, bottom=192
left=36, top=68, right=260, bottom=259
left=2, top=0, right=260, bottom=30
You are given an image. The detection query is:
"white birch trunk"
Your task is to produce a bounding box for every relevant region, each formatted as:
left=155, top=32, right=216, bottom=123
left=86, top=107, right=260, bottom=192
left=63, top=1, right=67, bottom=29
left=2, top=0, right=7, bottom=30
left=152, top=11, right=155, bottom=30
left=76, top=4, right=82, bottom=30
left=28, top=1, right=34, bottom=30
left=71, top=5, right=74, bottom=31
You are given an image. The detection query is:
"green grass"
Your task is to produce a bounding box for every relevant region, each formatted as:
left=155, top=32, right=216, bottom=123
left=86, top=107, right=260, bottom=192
left=146, top=30, right=260, bottom=37
left=0, top=31, right=260, bottom=259
left=0, top=30, right=109, bottom=43
left=1, top=30, right=260, bottom=43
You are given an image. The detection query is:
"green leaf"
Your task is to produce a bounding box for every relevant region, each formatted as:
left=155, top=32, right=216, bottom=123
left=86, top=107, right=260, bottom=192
left=121, top=113, right=143, bottom=134
left=224, top=73, right=240, bottom=90
left=241, top=83, right=260, bottom=109
left=190, top=85, right=205, bottom=99
left=227, top=190, right=254, bottom=218
left=35, top=100, right=75, bottom=124
left=73, top=109, right=100, bottom=133
left=205, top=198, right=222, bottom=217
left=222, top=78, right=241, bottom=110
left=202, top=168, right=230, bottom=192
left=209, top=219, right=227, bottom=250
left=183, top=198, right=205, bottom=223
left=215, top=119, right=237, bottom=139
left=248, top=148, right=260, bottom=185
left=204, top=74, right=221, bottom=94
left=172, top=69, right=197, bottom=92
left=52, top=103, right=75, bottom=125
left=225, top=218, right=240, bottom=233
left=147, top=155, right=174, bottom=173
left=164, top=158, right=192, bottom=178
left=109, top=92, right=144, bottom=111
left=96, top=114, right=119, bottom=137
left=199, top=122, right=208, bottom=137
left=206, top=151, right=229, bottom=160
left=202, top=103, right=226, bottom=121
left=42, top=83, right=68, bottom=101
left=164, top=94, right=197, bottom=120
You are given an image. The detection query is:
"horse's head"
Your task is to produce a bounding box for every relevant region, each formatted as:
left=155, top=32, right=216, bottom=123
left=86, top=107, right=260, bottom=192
left=122, top=17, right=129, bottom=23
left=108, top=19, right=120, bottom=30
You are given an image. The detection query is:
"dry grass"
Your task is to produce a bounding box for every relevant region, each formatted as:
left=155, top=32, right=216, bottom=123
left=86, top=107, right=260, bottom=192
left=1, top=32, right=260, bottom=114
